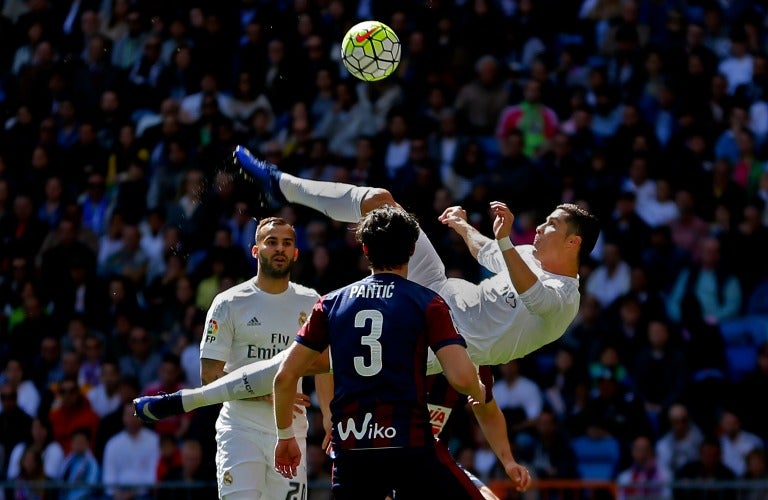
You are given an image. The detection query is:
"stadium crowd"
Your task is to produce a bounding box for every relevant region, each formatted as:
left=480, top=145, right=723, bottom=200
left=1, top=0, right=768, bottom=498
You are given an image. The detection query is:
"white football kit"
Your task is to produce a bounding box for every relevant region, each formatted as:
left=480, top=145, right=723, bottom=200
left=200, top=279, right=320, bottom=499
left=406, top=231, right=581, bottom=374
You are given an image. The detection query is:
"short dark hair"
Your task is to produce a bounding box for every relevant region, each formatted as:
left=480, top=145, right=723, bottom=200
left=557, top=203, right=600, bottom=262
left=356, top=205, right=420, bottom=270
left=254, top=217, right=294, bottom=244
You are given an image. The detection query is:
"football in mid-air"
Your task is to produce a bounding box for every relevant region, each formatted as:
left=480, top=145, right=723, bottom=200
left=341, top=20, right=401, bottom=82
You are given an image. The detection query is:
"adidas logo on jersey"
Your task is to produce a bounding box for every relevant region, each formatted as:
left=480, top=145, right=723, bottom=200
left=247, top=317, right=261, bottom=326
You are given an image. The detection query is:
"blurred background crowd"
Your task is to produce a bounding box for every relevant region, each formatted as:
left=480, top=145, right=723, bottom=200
left=1, top=0, right=768, bottom=498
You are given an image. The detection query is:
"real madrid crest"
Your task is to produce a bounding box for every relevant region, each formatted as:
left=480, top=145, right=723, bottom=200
left=299, top=311, right=308, bottom=326
left=223, top=470, right=233, bottom=486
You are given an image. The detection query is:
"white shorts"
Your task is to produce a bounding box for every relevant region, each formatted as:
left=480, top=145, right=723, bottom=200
left=215, top=425, right=307, bottom=499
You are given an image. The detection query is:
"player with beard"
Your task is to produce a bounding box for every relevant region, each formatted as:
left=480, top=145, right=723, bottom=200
left=197, top=217, right=321, bottom=499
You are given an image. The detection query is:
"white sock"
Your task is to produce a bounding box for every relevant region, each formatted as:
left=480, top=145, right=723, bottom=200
left=279, top=173, right=370, bottom=223
left=180, top=354, right=285, bottom=411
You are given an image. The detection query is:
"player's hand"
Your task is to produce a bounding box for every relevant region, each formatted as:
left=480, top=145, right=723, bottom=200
left=321, top=412, right=333, bottom=454
left=322, top=429, right=333, bottom=456
left=438, top=205, right=468, bottom=228
left=274, top=438, right=302, bottom=479
left=293, top=392, right=311, bottom=416
left=490, top=201, right=514, bottom=240
left=504, top=461, right=532, bottom=492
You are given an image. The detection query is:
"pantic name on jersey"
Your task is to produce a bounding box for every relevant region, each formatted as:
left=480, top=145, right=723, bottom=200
left=348, top=283, right=395, bottom=298
left=337, top=412, right=397, bottom=441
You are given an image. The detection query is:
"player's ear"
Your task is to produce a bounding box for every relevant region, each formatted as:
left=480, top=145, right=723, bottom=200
left=361, top=243, right=369, bottom=256
left=251, top=244, right=258, bottom=258
left=567, top=234, right=582, bottom=250
left=292, top=247, right=299, bottom=261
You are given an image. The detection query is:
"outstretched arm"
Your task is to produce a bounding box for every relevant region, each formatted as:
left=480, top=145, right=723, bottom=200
left=472, top=398, right=532, bottom=492
left=440, top=202, right=538, bottom=294
left=489, top=201, right=538, bottom=294
left=438, top=205, right=493, bottom=260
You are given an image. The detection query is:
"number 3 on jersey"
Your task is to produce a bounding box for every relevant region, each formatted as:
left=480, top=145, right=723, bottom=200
left=354, top=310, right=383, bottom=376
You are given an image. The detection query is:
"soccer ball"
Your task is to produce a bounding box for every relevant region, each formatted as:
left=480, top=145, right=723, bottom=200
left=341, top=20, right=401, bottom=82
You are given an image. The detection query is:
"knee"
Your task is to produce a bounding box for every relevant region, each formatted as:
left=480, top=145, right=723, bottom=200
left=362, top=188, right=397, bottom=214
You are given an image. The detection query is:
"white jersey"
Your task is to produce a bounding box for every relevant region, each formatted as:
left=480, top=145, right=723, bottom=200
left=419, top=239, right=580, bottom=372
left=200, top=279, right=320, bottom=435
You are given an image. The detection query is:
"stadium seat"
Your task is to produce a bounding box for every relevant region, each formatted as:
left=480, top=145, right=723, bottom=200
left=570, top=435, right=621, bottom=481
left=725, top=344, right=758, bottom=382
left=747, top=280, right=768, bottom=316
left=720, top=316, right=768, bottom=346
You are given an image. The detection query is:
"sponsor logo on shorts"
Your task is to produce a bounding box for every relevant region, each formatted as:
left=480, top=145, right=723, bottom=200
left=223, top=470, right=233, bottom=485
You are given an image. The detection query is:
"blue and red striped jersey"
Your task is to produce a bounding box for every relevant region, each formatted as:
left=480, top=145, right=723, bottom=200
left=295, top=273, right=467, bottom=452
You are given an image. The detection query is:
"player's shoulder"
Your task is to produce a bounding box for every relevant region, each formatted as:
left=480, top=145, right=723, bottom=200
left=213, top=279, right=255, bottom=303
left=288, top=281, right=322, bottom=300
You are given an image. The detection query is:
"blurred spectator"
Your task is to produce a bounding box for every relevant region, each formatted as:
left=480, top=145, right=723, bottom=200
left=77, top=333, right=105, bottom=389
left=584, top=241, right=632, bottom=309
left=516, top=408, right=580, bottom=481
left=93, top=375, right=140, bottom=462
left=743, top=448, right=768, bottom=499
left=674, top=437, right=737, bottom=499
left=580, top=364, right=653, bottom=463
left=1, top=192, right=49, bottom=265
left=30, top=336, right=63, bottom=394
left=636, top=178, right=679, bottom=228
left=539, top=345, right=589, bottom=423
left=102, top=402, right=159, bottom=500
left=158, top=438, right=217, bottom=500
left=314, top=79, right=376, bottom=162
left=454, top=54, right=508, bottom=136
left=720, top=203, right=768, bottom=299
left=86, top=358, right=121, bottom=418
left=640, top=225, right=692, bottom=293
left=669, top=189, right=710, bottom=261
left=155, top=433, right=181, bottom=482
left=718, top=409, right=765, bottom=478
left=665, top=236, right=743, bottom=325
left=616, top=435, right=673, bottom=500
left=7, top=416, right=63, bottom=482
left=48, top=378, right=99, bottom=455
left=118, top=325, right=162, bottom=390
left=632, top=319, right=688, bottom=435
left=0, top=382, right=34, bottom=469
left=58, top=427, right=100, bottom=500
left=493, top=359, right=544, bottom=439
left=0, top=357, right=40, bottom=419
left=655, top=403, right=705, bottom=475
left=80, top=172, right=113, bottom=239
left=13, top=446, right=54, bottom=500
left=165, top=168, right=216, bottom=264
left=98, top=223, right=150, bottom=287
